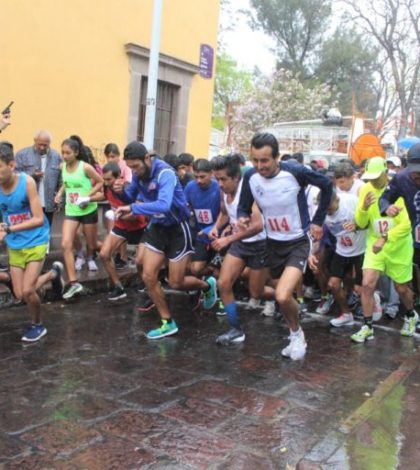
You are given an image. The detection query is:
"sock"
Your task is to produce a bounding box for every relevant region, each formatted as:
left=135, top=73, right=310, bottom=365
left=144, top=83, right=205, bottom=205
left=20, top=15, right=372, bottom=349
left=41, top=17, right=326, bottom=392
left=76, top=250, right=84, bottom=258
left=225, top=302, right=240, bottom=329
left=406, top=309, right=416, bottom=318
left=364, top=318, right=373, bottom=328
left=87, top=256, right=94, bottom=262
left=297, top=297, right=304, bottom=304
left=161, top=318, right=172, bottom=324
left=290, top=328, right=302, bottom=337
left=115, top=282, right=123, bottom=289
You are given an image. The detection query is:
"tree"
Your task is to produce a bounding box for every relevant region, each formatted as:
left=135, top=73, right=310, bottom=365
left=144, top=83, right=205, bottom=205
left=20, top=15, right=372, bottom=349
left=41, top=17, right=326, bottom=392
left=316, top=29, right=380, bottom=116
left=248, top=0, right=332, bottom=77
left=230, top=69, right=334, bottom=147
left=343, top=0, right=420, bottom=137
left=212, top=52, right=254, bottom=147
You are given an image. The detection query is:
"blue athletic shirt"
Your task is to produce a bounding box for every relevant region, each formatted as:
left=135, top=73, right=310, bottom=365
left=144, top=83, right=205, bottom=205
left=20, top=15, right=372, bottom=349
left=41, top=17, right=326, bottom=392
left=0, top=173, right=50, bottom=249
left=122, top=158, right=189, bottom=227
left=184, top=179, right=220, bottom=242
left=237, top=162, right=333, bottom=242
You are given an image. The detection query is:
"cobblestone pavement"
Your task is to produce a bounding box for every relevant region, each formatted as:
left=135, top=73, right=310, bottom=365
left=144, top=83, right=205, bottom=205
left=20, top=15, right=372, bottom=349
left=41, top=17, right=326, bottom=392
left=0, top=291, right=419, bottom=469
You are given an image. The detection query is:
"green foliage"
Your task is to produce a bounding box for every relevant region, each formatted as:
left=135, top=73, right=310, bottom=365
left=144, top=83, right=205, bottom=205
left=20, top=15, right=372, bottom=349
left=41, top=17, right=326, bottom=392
left=316, top=29, right=380, bottom=115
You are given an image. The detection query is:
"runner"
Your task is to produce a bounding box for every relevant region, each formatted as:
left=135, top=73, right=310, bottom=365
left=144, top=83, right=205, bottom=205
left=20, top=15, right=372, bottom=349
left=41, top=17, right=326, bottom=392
left=54, top=138, right=103, bottom=300
left=238, top=133, right=333, bottom=360
left=334, top=161, right=364, bottom=196
left=88, top=162, right=148, bottom=300
left=210, top=155, right=272, bottom=344
left=0, top=143, right=50, bottom=341
left=115, top=141, right=218, bottom=339
left=352, top=157, right=417, bottom=342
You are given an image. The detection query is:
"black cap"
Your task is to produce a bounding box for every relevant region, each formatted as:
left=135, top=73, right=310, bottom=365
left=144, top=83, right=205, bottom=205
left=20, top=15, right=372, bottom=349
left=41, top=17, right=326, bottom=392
left=406, top=143, right=420, bottom=172
left=123, top=141, right=148, bottom=160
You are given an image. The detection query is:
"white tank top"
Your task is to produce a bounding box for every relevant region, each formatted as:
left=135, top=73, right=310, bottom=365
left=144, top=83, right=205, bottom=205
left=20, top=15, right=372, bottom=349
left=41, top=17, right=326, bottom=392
left=224, top=179, right=266, bottom=243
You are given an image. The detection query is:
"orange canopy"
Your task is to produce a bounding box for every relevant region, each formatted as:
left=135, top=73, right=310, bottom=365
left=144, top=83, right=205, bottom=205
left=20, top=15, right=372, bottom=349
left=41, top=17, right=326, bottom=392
left=349, top=133, right=385, bottom=165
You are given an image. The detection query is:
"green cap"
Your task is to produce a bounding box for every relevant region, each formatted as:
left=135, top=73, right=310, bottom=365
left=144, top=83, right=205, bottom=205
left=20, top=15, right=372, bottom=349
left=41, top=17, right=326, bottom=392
left=361, top=157, right=387, bottom=180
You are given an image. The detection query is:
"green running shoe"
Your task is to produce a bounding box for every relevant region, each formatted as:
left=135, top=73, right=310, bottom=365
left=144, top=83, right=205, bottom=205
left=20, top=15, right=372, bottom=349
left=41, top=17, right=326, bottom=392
left=400, top=311, right=419, bottom=337
left=203, top=276, right=217, bottom=310
left=146, top=319, right=178, bottom=339
left=216, top=299, right=226, bottom=316
left=351, top=325, right=374, bottom=343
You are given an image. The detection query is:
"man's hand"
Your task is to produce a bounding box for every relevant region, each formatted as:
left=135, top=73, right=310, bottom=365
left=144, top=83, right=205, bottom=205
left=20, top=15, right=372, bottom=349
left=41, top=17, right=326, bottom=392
left=54, top=193, right=63, bottom=205
left=362, top=192, right=376, bottom=210
left=208, top=225, right=219, bottom=240
left=113, top=178, right=125, bottom=193
left=115, top=205, right=131, bottom=218
left=211, top=237, right=230, bottom=252
left=308, top=254, right=319, bottom=273
left=343, top=221, right=356, bottom=232
left=385, top=205, right=401, bottom=217
left=372, top=237, right=386, bottom=254
left=309, top=223, right=323, bottom=241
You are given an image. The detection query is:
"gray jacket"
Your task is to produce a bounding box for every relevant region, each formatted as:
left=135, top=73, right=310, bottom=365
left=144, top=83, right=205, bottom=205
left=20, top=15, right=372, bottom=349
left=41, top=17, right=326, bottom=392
left=15, top=146, right=62, bottom=212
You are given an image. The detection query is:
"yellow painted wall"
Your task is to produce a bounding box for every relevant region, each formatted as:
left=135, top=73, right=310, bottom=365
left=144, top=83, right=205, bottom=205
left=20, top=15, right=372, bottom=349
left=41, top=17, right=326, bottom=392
left=0, top=0, right=219, bottom=157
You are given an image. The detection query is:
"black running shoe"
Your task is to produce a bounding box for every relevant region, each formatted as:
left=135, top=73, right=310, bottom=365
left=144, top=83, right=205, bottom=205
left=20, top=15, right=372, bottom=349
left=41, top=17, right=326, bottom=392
left=108, top=285, right=127, bottom=301
left=216, top=327, right=245, bottom=345
left=137, top=296, right=155, bottom=312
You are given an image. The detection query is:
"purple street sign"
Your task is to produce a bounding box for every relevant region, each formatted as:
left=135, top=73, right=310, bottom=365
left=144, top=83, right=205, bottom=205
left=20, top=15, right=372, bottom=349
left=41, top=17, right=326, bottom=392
left=199, top=44, right=214, bottom=79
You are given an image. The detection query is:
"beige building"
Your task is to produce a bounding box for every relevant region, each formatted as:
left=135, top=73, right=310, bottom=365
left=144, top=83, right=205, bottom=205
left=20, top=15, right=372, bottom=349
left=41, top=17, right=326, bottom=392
left=1, top=0, right=220, bottom=158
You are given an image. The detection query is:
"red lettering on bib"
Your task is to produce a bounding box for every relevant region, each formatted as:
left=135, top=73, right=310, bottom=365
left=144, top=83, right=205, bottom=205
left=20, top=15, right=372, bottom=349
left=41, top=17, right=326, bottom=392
left=267, top=216, right=291, bottom=232
left=68, top=192, right=80, bottom=204
left=339, top=235, right=353, bottom=247
left=7, top=212, right=31, bottom=225
left=194, top=209, right=213, bottom=224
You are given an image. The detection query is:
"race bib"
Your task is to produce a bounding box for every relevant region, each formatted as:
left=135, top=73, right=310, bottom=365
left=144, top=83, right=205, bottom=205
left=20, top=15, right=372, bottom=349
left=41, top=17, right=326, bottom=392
left=267, top=215, right=291, bottom=233
left=67, top=192, right=80, bottom=205
left=415, top=225, right=420, bottom=243
left=7, top=211, right=31, bottom=226
left=373, top=218, right=393, bottom=236
left=194, top=209, right=213, bottom=225
left=339, top=234, right=354, bottom=247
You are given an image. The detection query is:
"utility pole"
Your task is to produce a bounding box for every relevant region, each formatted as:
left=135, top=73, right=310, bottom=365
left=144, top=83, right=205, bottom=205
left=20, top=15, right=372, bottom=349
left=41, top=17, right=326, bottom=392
left=143, top=0, right=163, bottom=150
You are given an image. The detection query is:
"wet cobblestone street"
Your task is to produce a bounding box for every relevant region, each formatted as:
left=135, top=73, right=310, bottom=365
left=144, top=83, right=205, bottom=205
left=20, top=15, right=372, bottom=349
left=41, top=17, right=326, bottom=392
left=0, top=291, right=419, bottom=469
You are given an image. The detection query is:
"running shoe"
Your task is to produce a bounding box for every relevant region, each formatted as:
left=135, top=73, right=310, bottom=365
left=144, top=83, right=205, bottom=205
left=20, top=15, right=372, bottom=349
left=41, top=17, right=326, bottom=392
left=21, top=324, right=47, bottom=342
left=63, top=282, right=83, bottom=300
left=87, top=259, right=99, bottom=271
left=75, top=256, right=86, bottom=271
left=330, top=313, right=354, bottom=327
left=216, top=327, right=245, bottom=345
left=51, top=261, right=65, bottom=296
left=384, top=305, right=399, bottom=319
left=281, top=330, right=307, bottom=360
left=215, top=299, right=226, bottom=316
left=203, top=276, right=217, bottom=310
left=108, top=285, right=127, bottom=301
left=400, top=311, right=419, bottom=337
left=351, top=325, right=374, bottom=343
left=297, top=299, right=308, bottom=314
left=137, top=296, right=155, bottom=312
left=0, top=262, right=9, bottom=272
left=114, top=254, right=128, bottom=271
left=372, top=291, right=383, bottom=321
left=347, top=291, right=360, bottom=309
left=304, top=286, right=321, bottom=301
left=246, top=298, right=261, bottom=309
left=261, top=301, right=275, bottom=317
left=146, top=319, right=178, bottom=339
left=316, top=295, right=334, bottom=314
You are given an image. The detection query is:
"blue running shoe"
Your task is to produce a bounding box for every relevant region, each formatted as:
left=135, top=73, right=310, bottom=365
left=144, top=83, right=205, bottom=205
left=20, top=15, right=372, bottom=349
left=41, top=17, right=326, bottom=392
left=21, top=324, right=47, bottom=342
left=146, top=319, right=178, bottom=339
left=203, top=276, right=217, bottom=310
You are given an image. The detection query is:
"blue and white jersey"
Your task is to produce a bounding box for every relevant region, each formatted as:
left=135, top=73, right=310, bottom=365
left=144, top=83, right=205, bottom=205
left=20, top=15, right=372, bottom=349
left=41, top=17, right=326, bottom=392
left=123, top=158, right=189, bottom=227
left=0, top=173, right=50, bottom=250
left=184, top=179, right=220, bottom=232
left=224, top=178, right=266, bottom=243
left=238, top=162, right=333, bottom=242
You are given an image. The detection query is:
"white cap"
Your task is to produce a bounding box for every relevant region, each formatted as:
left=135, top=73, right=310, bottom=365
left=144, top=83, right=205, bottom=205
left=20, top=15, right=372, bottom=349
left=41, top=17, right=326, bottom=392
left=386, top=156, right=401, bottom=167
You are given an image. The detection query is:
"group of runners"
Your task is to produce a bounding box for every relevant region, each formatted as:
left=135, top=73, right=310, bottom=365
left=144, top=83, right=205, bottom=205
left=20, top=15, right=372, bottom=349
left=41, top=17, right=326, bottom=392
left=0, top=130, right=419, bottom=361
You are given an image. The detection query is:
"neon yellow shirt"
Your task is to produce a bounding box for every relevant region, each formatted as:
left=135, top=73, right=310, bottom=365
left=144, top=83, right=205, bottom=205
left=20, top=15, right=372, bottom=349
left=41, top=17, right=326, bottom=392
left=355, top=181, right=412, bottom=254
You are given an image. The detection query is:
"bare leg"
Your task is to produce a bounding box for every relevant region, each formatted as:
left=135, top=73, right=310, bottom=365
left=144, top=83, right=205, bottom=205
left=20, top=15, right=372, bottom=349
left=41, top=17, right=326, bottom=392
left=62, top=219, right=82, bottom=283
left=100, top=234, right=125, bottom=286
left=276, top=267, right=304, bottom=332
left=22, top=261, right=45, bottom=324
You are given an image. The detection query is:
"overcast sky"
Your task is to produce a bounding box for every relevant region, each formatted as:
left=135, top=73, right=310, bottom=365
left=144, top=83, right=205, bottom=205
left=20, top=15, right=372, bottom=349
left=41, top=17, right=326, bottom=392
left=218, top=0, right=277, bottom=74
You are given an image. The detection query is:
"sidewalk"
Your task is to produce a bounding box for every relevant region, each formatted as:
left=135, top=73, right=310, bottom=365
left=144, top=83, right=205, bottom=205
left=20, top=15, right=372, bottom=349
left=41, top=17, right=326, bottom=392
left=0, top=289, right=419, bottom=469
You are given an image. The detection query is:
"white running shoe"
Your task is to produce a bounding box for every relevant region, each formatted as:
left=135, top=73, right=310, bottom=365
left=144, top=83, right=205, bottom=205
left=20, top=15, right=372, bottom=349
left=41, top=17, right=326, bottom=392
left=316, top=295, right=334, bottom=314
left=330, top=313, right=354, bottom=327
left=88, top=259, right=99, bottom=271
left=282, top=330, right=307, bottom=360
left=75, top=256, right=86, bottom=271
left=246, top=298, right=261, bottom=309
left=261, top=301, right=275, bottom=317
left=373, top=291, right=383, bottom=321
